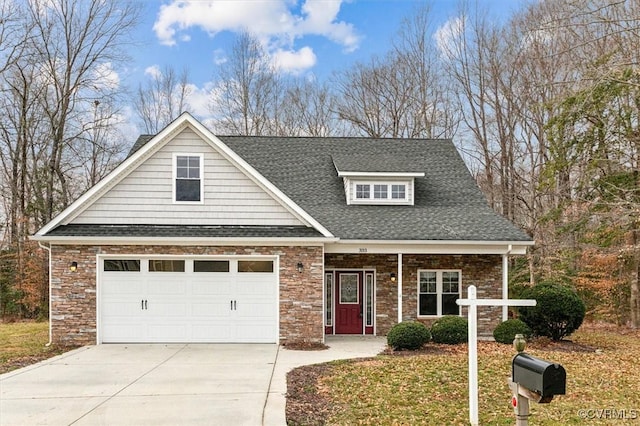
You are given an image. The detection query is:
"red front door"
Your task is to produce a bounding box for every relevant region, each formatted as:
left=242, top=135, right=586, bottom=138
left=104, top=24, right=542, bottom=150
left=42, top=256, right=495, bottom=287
left=335, top=272, right=363, bottom=334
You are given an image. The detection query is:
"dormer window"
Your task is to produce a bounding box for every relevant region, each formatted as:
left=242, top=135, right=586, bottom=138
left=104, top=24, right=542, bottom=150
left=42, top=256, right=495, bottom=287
left=332, top=154, right=424, bottom=206
left=355, top=182, right=408, bottom=203
left=174, top=154, right=203, bottom=203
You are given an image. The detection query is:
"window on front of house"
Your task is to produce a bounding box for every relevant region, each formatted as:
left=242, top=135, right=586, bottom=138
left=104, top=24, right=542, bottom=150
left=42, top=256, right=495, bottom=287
left=175, top=154, right=202, bottom=202
left=418, top=270, right=461, bottom=316
left=391, top=184, right=406, bottom=199
left=355, top=184, right=370, bottom=199
left=353, top=181, right=408, bottom=203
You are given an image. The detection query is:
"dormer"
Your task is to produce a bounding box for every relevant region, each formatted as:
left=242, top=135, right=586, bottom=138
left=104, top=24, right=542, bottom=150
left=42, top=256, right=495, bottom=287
left=332, top=154, right=425, bottom=206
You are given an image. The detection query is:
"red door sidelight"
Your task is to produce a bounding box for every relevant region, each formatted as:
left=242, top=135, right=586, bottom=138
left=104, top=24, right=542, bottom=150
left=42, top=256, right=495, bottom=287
left=335, top=272, right=363, bottom=334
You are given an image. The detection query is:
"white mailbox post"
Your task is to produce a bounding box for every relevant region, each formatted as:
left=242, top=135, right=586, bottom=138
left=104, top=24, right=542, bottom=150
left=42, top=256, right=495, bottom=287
left=456, top=285, right=536, bottom=426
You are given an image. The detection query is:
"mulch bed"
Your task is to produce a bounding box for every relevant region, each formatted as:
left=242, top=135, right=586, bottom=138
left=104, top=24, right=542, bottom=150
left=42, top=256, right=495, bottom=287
left=286, top=363, right=336, bottom=426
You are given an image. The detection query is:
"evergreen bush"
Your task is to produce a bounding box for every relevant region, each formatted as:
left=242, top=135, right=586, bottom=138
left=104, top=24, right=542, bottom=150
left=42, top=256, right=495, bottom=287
left=493, top=319, right=532, bottom=344
left=430, top=315, right=468, bottom=344
left=518, top=282, right=586, bottom=341
left=387, top=321, right=431, bottom=350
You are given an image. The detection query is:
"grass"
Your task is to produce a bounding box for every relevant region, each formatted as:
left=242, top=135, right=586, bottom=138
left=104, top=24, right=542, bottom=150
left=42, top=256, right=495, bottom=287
left=288, top=324, right=640, bottom=425
left=0, top=321, right=70, bottom=374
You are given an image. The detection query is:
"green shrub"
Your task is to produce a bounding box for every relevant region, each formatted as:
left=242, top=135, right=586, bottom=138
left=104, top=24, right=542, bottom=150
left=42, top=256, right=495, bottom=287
left=493, top=319, right=532, bottom=344
left=518, top=282, right=586, bottom=341
left=387, top=321, right=431, bottom=350
left=430, top=316, right=468, bottom=344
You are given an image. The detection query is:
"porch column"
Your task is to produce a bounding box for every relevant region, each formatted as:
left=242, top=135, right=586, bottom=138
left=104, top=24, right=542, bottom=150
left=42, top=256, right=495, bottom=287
left=502, top=245, right=512, bottom=321
left=397, top=253, right=403, bottom=323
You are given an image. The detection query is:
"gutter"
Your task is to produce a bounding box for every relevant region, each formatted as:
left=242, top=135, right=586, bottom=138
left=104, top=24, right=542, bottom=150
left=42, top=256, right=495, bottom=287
left=37, top=241, right=53, bottom=347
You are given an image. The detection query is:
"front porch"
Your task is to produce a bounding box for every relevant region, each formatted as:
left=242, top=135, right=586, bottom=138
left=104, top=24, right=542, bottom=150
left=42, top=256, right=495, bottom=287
left=323, top=253, right=510, bottom=338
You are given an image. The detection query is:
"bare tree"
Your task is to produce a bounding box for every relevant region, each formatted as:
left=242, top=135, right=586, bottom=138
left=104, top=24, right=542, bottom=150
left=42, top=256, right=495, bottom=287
left=278, top=79, right=339, bottom=137
left=26, top=0, right=140, bottom=222
left=335, top=4, right=455, bottom=139
left=210, top=31, right=279, bottom=136
left=134, top=65, right=191, bottom=134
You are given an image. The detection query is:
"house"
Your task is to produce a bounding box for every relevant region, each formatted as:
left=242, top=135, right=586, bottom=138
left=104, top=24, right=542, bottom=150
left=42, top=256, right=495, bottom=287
left=33, top=112, right=533, bottom=346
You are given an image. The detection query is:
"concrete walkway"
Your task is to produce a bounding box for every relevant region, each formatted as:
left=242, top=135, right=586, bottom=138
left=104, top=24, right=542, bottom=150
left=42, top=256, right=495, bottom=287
left=0, top=337, right=386, bottom=426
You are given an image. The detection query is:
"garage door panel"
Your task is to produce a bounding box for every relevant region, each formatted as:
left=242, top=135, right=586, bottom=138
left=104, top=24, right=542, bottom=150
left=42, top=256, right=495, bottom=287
left=150, top=281, right=187, bottom=295
left=101, top=257, right=278, bottom=343
left=102, top=276, right=142, bottom=294
left=191, top=302, right=231, bottom=317
left=235, top=324, right=276, bottom=343
left=191, top=324, right=233, bottom=341
left=148, top=323, right=189, bottom=342
left=102, top=323, right=146, bottom=343
left=150, top=302, right=188, bottom=316
left=191, top=280, right=232, bottom=295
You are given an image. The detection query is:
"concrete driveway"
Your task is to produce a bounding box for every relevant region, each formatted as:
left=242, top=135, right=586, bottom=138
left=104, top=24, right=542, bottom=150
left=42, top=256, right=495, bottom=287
left=0, top=337, right=386, bottom=426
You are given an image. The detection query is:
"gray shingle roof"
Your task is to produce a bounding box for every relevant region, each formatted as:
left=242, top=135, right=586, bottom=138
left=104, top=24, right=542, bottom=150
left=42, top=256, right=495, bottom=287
left=46, top=130, right=531, bottom=243
left=332, top=153, right=425, bottom=174
left=217, top=136, right=531, bottom=242
left=47, top=224, right=324, bottom=238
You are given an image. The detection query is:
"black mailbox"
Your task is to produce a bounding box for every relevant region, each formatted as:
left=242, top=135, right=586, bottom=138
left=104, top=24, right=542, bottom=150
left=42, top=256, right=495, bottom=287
left=512, top=353, right=566, bottom=398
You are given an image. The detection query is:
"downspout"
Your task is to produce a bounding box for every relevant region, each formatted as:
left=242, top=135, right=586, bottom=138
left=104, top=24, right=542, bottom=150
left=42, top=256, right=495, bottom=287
left=38, top=241, right=53, bottom=347
left=397, top=253, right=403, bottom=323
left=502, top=244, right=513, bottom=321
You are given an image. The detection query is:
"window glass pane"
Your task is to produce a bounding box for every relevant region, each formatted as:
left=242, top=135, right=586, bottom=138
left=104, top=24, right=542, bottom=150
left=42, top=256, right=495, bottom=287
left=194, top=260, right=229, bottom=272
left=443, top=271, right=460, bottom=293
left=325, top=274, right=333, bottom=326
left=365, top=274, right=373, bottom=326
left=149, top=260, right=185, bottom=272
left=339, top=274, right=358, bottom=303
left=391, top=184, right=406, bottom=199
left=176, top=167, right=188, bottom=178
left=104, top=260, right=140, bottom=272
left=419, top=294, right=437, bottom=315
left=373, top=184, right=388, bottom=199
left=238, top=260, right=273, bottom=272
left=177, top=157, right=188, bottom=167
left=442, top=294, right=460, bottom=315
left=419, top=271, right=437, bottom=293
left=355, top=184, right=370, bottom=199
left=175, top=179, right=201, bottom=202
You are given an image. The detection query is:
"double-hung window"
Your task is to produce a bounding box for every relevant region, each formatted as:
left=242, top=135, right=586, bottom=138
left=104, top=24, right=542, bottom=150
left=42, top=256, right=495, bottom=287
left=174, top=154, right=203, bottom=202
left=353, top=181, right=408, bottom=203
left=418, top=270, right=461, bottom=316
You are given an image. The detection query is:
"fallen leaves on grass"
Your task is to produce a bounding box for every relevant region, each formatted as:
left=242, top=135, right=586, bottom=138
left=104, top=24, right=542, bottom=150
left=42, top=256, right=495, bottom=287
left=286, top=324, right=640, bottom=425
left=0, top=321, right=76, bottom=374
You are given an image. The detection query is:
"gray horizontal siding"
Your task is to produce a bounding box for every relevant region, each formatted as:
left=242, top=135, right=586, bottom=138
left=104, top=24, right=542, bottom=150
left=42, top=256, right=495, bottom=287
left=72, top=128, right=304, bottom=226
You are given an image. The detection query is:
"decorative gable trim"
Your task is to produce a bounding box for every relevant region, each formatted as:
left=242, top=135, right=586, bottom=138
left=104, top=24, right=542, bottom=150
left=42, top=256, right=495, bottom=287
left=35, top=113, right=334, bottom=238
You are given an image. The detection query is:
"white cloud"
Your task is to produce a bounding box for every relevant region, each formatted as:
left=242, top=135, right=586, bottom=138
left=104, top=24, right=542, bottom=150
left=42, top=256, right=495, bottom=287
left=153, top=0, right=361, bottom=73
left=434, top=16, right=466, bottom=61
left=185, top=82, right=214, bottom=118
left=144, top=65, right=161, bottom=79
left=271, top=46, right=317, bottom=74
left=93, top=62, right=120, bottom=89
left=212, top=49, right=227, bottom=66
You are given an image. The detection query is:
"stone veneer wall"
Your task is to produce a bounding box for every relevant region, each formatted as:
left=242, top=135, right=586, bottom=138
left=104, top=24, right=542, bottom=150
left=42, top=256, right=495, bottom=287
left=324, top=253, right=503, bottom=337
left=50, top=244, right=324, bottom=346
left=402, top=254, right=503, bottom=337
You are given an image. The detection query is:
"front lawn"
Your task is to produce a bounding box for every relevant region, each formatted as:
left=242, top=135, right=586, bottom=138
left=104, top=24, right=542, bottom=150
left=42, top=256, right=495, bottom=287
left=287, top=324, right=640, bottom=425
left=0, top=321, right=70, bottom=374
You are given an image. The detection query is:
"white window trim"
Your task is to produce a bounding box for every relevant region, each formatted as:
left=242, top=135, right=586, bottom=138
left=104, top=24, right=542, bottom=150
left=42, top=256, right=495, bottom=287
left=350, top=180, right=411, bottom=205
left=173, top=153, right=204, bottom=204
left=416, top=269, right=462, bottom=317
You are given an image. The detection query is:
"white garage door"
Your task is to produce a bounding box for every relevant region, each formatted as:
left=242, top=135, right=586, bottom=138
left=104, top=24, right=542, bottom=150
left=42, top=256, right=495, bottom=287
left=99, top=258, right=278, bottom=343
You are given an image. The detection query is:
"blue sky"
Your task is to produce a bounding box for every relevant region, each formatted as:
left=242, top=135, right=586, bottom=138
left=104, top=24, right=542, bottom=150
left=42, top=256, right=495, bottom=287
left=123, top=0, right=524, bottom=124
